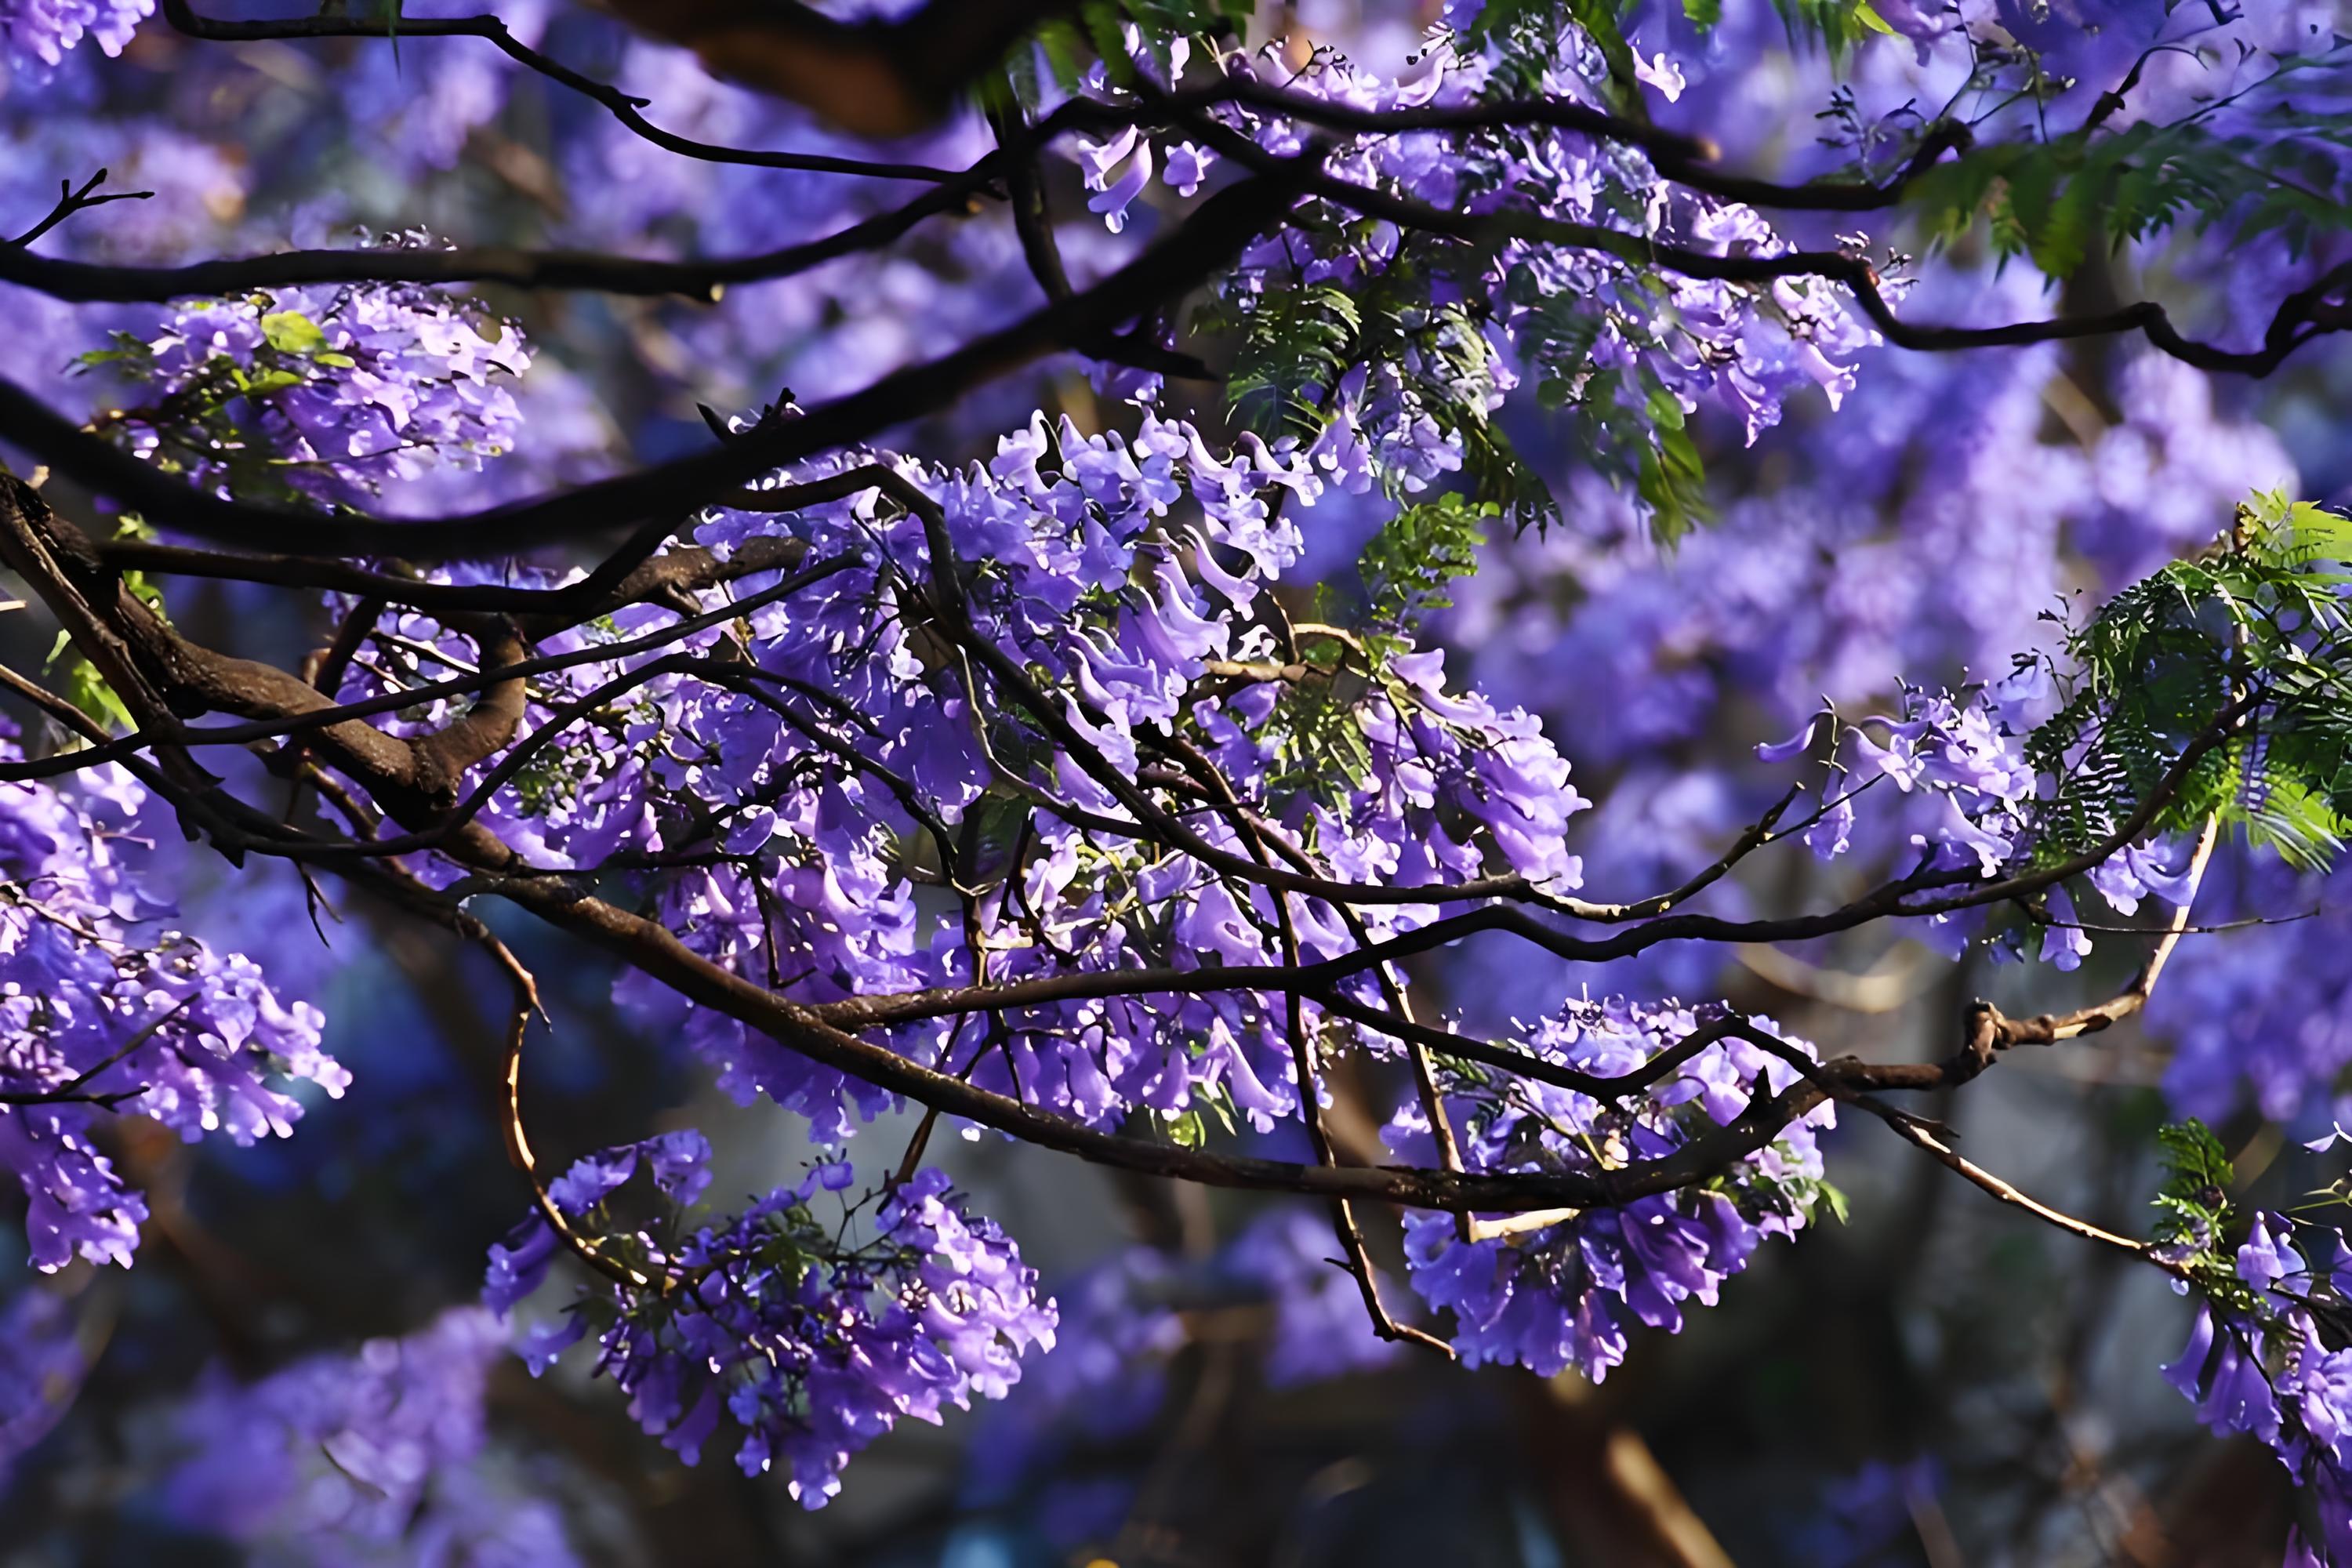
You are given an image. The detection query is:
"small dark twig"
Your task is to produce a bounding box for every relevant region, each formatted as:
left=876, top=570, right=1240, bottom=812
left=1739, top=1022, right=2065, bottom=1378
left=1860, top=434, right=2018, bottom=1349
left=8, top=169, right=152, bottom=249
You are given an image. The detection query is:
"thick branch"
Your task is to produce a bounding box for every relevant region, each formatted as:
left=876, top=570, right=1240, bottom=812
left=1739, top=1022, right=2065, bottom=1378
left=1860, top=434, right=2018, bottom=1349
left=160, top=0, right=968, bottom=178
left=0, top=170, right=1308, bottom=559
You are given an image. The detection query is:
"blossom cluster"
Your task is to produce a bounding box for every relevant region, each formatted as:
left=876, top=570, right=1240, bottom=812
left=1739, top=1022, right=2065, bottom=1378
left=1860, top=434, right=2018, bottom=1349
left=87, top=261, right=528, bottom=510
left=2161, top=1210, right=2352, bottom=1566
left=1388, top=998, right=1838, bottom=1381
left=327, top=410, right=1595, bottom=1145
left=0, top=728, right=340, bottom=1272
left=0, top=0, right=147, bottom=73
left=486, top=1138, right=1055, bottom=1508
left=1070, top=13, right=1877, bottom=521
left=0, top=0, right=2347, bottom=1545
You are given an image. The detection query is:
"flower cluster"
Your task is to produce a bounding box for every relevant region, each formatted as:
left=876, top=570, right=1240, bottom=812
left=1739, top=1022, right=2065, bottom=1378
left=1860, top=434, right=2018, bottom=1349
left=2161, top=1210, right=2352, bottom=1566
left=162, top=1306, right=580, bottom=1565
left=486, top=1140, right=1054, bottom=1508
left=1388, top=999, right=1838, bottom=1381
left=0, top=0, right=147, bottom=72
left=0, top=728, right=340, bottom=1272
left=341, top=411, right=1593, bottom=1145
left=85, top=258, right=528, bottom=510
left=1784, top=680, right=2038, bottom=876
left=1073, top=16, right=1877, bottom=525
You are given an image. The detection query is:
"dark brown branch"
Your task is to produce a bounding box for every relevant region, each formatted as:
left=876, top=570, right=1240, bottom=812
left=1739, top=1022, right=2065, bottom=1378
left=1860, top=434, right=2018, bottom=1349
left=8, top=169, right=152, bottom=249
left=1145, top=78, right=1973, bottom=212
left=160, top=0, right=967, bottom=180
left=572, top=0, right=1067, bottom=138
left=0, top=169, right=1308, bottom=560
left=814, top=700, right=2242, bottom=1025
left=0, top=170, right=988, bottom=303
left=1176, top=103, right=2352, bottom=378
left=100, top=522, right=808, bottom=619
left=0, top=554, right=865, bottom=784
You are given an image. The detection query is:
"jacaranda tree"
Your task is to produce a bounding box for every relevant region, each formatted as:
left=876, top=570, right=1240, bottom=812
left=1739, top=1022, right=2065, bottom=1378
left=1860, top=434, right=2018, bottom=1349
left=5, top=0, right=2352, bottom=1561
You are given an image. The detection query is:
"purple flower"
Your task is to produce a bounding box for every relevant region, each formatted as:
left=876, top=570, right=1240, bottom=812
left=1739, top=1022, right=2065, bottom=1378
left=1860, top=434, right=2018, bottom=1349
left=1389, top=1000, right=1835, bottom=1381
left=2, top=736, right=338, bottom=1273
left=488, top=1152, right=1054, bottom=1508
left=91, top=252, right=529, bottom=510
left=2040, top=885, right=2092, bottom=971
left=1, top=0, right=148, bottom=69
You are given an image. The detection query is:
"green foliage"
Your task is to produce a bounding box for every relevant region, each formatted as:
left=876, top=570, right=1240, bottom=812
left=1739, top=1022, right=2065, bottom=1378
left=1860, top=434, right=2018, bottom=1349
left=53, top=649, right=134, bottom=733
left=1632, top=376, right=1709, bottom=546
left=1221, top=281, right=1362, bottom=438
left=1507, top=262, right=1608, bottom=416
left=1261, top=649, right=1377, bottom=802
left=260, top=310, right=326, bottom=355
left=40, top=521, right=165, bottom=736
left=1766, top=0, right=1891, bottom=53
left=1907, top=115, right=2352, bottom=278
left=1459, top=0, right=1650, bottom=103
left=1356, top=493, right=1490, bottom=648
left=2027, top=492, right=2352, bottom=873
left=1247, top=496, right=1497, bottom=813
left=1497, top=263, right=1709, bottom=544
left=78, top=299, right=369, bottom=511
left=1207, top=252, right=1559, bottom=532
left=1774, top=1165, right=1852, bottom=1226
left=2150, top=1119, right=2255, bottom=1308
left=1463, top=0, right=1887, bottom=79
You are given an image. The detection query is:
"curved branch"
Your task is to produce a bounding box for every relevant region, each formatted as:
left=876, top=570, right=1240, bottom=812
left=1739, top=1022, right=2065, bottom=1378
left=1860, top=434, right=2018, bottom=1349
left=0, top=554, right=865, bottom=783
left=1181, top=107, right=2352, bottom=377
left=1147, top=78, right=1974, bottom=212
left=159, top=0, right=966, bottom=181
left=0, top=169, right=1309, bottom=559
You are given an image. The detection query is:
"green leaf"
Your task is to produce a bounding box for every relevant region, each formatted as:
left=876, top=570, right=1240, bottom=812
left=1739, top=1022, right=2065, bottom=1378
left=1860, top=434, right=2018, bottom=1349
left=1357, top=493, right=1490, bottom=637
left=1221, top=282, right=1363, bottom=438
left=234, top=368, right=305, bottom=396
left=2025, top=492, right=2352, bottom=875
left=1635, top=381, right=1710, bottom=546
left=260, top=310, right=326, bottom=355
left=1903, top=118, right=2352, bottom=281
left=62, top=658, right=134, bottom=732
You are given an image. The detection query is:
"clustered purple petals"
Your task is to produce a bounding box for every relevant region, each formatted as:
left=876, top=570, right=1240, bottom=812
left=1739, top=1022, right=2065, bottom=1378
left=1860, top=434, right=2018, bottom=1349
left=1763, top=676, right=2071, bottom=960
left=1080, top=18, right=1877, bottom=511
left=162, top=1307, right=580, bottom=1564
left=3, top=0, right=2349, bottom=1541
left=2161, top=1212, right=2352, bottom=1566
left=1388, top=999, right=1835, bottom=1381
left=487, top=1152, right=1054, bottom=1508
left=0, top=0, right=147, bottom=71
left=0, top=728, right=339, bottom=1272
left=383, top=412, right=1594, bottom=1144
left=91, top=249, right=528, bottom=510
